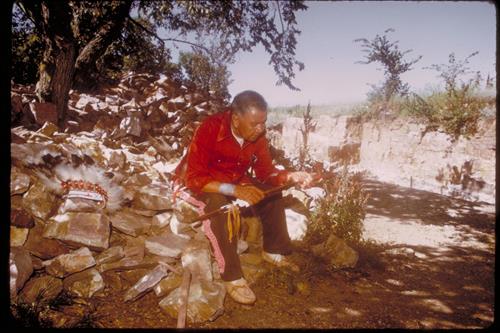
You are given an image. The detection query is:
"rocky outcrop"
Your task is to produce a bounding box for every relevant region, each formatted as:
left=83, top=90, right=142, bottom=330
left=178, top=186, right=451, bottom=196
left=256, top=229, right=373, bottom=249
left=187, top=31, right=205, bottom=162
left=278, top=114, right=495, bottom=204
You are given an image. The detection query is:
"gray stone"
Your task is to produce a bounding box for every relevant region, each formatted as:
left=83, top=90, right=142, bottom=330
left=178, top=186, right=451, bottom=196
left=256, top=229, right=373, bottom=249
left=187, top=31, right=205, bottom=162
left=311, top=234, right=358, bottom=269
left=9, top=247, right=33, bottom=299
left=145, top=232, right=189, bottom=258
left=63, top=268, right=104, bottom=298
left=10, top=167, right=31, bottom=195
left=17, top=275, right=63, bottom=306
left=159, top=279, right=226, bottom=323
left=124, top=264, right=171, bottom=302
left=109, top=210, right=152, bottom=237
left=43, top=212, right=110, bottom=251
left=43, top=247, right=96, bottom=278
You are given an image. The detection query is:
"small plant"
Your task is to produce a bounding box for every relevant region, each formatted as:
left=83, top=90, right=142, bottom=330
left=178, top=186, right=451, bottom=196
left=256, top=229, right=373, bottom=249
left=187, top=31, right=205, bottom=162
left=305, top=166, right=369, bottom=246
left=298, top=101, right=316, bottom=170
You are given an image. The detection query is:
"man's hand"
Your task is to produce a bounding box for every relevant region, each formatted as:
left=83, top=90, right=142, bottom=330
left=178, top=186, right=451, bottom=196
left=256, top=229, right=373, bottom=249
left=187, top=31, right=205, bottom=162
left=287, top=171, right=314, bottom=189
left=234, top=184, right=265, bottom=205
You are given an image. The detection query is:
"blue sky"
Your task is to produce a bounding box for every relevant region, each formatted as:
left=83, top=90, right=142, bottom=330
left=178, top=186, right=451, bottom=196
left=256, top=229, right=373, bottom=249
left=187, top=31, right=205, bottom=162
left=228, top=1, right=496, bottom=107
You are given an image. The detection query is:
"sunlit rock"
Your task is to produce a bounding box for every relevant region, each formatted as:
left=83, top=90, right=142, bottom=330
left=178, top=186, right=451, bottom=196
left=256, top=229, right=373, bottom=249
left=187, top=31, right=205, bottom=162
left=124, top=264, right=171, bottom=302
left=95, top=246, right=125, bottom=265
left=43, top=247, right=96, bottom=278
left=132, top=182, right=173, bottom=211
left=17, top=275, right=63, bottom=306
left=109, top=210, right=152, bottom=237
left=38, top=121, right=59, bottom=137
left=9, top=246, right=33, bottom=299
left=159, top=278, right=225, bottom=323
left=311, top=234, right=358, bottom=269
left=43, top=212, right=110, bottom=251
left=285, top=209, right=308, bottom=241
left=63, top=268, right=104, bottom=298
left=152, top=211, right=173, bottom=232
left=22, top=181, right=58, bottom=220
left=10, top=226, right=29, bottom=247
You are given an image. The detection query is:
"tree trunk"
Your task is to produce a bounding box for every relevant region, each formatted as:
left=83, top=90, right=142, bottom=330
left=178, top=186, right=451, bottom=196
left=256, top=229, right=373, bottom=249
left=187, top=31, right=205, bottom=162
left=24, top=0, right=76, bottom=128
left=73, top=0, right=132, bottom=92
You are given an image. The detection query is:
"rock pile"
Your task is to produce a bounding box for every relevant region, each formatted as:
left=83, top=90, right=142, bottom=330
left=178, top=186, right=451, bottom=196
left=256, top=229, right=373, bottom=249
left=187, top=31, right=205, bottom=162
left=11, top=72, right=343, bottom=328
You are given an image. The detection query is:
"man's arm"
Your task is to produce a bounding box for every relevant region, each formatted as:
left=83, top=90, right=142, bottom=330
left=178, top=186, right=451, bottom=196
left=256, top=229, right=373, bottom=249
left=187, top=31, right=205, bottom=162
left=201, top=181, right=265, bottom=205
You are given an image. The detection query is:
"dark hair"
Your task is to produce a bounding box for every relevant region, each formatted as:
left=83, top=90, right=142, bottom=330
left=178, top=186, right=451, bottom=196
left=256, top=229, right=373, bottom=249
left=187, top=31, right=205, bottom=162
left=230, top=90, right=268, bottom=115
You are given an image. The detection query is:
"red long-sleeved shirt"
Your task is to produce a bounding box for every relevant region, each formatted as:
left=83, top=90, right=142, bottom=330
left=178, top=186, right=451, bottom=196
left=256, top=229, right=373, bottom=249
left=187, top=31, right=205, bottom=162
left=181, top=110, right=288, bottom=194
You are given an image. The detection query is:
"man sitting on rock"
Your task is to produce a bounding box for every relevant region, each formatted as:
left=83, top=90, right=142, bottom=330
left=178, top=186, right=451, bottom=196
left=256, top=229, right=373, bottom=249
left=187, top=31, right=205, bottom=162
left=175, top=90, right=313, bottom=305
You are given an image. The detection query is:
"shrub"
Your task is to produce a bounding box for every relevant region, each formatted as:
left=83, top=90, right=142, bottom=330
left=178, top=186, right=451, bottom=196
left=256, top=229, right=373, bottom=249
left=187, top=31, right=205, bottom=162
left=305, top=166, right=369, bottom=245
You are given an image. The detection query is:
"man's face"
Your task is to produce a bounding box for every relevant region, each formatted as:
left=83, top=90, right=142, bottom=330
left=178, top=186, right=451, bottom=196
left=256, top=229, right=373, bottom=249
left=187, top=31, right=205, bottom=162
left=232, top=107, right=267, bottom=142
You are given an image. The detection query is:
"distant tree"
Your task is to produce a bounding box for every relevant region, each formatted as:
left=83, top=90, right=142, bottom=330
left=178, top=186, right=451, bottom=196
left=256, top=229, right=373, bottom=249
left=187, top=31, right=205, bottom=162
left=13, top=0, right=307, bottom=127
left=179, top=50, right=232, bottom=102
left=354, top=28, right=422, bottom=103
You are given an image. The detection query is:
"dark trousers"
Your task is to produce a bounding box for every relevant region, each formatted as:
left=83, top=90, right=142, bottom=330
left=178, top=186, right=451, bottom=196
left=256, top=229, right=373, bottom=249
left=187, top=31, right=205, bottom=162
left=198, top=182, right=292, bottom=281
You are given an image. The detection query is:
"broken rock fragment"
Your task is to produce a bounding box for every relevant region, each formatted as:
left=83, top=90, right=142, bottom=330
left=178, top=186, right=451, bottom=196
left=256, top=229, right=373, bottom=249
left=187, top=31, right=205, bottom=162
left=145, top=232, right=189, bottom=258
left=43, top=247, right=96, bottom=278
left=17, top=275, right=63, bottom=306
left=109, top=210, right=152, bottom=237
left=124, top=264, right=170, bottom=302
left=9, top=247, right=34, bottom=299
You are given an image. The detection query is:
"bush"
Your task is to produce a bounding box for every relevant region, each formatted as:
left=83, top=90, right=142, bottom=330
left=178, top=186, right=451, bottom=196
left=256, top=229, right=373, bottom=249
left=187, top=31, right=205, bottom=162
left=305, top=166, right=369, bottom=245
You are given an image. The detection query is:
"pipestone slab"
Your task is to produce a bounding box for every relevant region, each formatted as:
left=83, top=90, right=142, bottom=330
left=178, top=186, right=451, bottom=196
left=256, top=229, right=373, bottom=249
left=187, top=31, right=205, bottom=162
left=22, top=181, right=58, bottom=221
left=145, top=233, right=190, bottom=258
left=132, top=182, right=174, bottom=211
left=17, top=275, right=63, bottom=306
left=9, top=247, right=34, bottom=299
left=63, top=268, right=104, bottom=298
left=43, top=212, right=110, bottom=251
left=159, top=279, right=226, bottom=323
left=108, top=210, right=152, bottom=237
left=311, top=234, right=359, bottom=269
left=10, top=167, right=31, bottom=195
left=124, top=264, right=171, bottom=302
left=10, top=226, right=30, bottom=247
left=43, top=247, right=96, bottom=278
left=154, top=273, right=183, bottom=297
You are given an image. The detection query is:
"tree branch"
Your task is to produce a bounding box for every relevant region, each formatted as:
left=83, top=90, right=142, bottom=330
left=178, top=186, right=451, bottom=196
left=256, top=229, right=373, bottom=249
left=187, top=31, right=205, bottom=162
left=126, top=15, right=210, bottom=54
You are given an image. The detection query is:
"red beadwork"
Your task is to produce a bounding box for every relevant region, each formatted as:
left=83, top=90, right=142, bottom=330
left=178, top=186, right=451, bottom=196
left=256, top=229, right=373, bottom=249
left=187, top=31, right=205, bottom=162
left=60, top=180, right=108, bottom=202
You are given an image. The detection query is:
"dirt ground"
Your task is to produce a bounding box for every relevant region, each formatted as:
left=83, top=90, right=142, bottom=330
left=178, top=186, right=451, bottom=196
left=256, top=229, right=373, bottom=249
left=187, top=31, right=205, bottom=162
left=32, top=178, right=497, bottom=329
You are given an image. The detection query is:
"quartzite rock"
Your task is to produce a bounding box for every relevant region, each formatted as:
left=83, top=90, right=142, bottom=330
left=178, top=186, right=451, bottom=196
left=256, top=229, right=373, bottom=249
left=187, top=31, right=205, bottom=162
left=63, top=268, right=105, bottom=298
left=24, top=219, right=71, bottom=260
left=10, top=209, right=34, bottom=228
left=10, top=167, right=31, bottom=195
left=10, top=226, right=29, bottom=247
left=43, top=212, right=110, bottom=251
left=95, top=246, right=125, bottom=265
left=181, top=245, right=213, bottom=282
left=132, top=182, right=173, bottom=211
left=311, top=234, right=358, bottom=269
left=43, top=247, right=96, bottom=278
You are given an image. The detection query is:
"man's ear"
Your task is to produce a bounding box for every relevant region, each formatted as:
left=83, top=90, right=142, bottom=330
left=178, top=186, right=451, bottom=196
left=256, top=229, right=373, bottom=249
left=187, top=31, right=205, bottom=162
left=231, top=112, right=240, bottom=127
